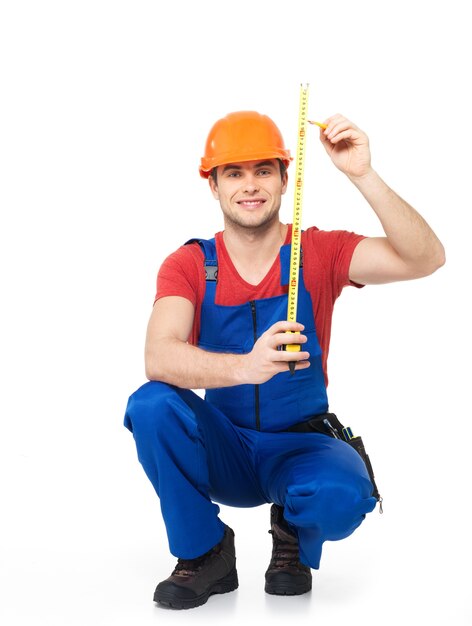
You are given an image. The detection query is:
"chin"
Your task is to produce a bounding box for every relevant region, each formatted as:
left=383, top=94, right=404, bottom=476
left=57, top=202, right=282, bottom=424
left=231, top=210, right=279, bottom=229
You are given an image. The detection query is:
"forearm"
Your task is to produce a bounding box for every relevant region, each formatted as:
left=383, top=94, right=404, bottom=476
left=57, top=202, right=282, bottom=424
left=145, top=337, right=247, bottom=389
left=349, top=168, right=445, bottom=273
left=145, top=320, right=310, bottom=389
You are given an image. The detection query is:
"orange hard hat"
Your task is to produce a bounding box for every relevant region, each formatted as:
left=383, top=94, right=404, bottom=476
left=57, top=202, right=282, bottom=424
left=199, top=111, right=292, bottom=178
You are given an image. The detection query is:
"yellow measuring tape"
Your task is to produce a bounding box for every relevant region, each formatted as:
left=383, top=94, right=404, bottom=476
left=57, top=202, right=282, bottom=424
left=285, top=84, right=309, bottom=374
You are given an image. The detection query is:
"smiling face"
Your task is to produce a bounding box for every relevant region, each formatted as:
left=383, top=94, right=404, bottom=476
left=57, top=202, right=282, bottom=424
left=209, top=159, right=288, bottom=232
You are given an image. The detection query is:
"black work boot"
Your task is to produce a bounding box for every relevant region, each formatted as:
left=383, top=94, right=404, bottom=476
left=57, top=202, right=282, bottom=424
left=264, top=504, right=312, bottom=595
left=153, top=525, right=238, bottom=609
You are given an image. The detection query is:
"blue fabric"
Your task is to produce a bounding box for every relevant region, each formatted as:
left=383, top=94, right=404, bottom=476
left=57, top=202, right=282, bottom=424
left=123, top=238, right=376, bottom=566
left=124, top=381, right=376, bottom=566
left=197, top=238, right=328, bottom=431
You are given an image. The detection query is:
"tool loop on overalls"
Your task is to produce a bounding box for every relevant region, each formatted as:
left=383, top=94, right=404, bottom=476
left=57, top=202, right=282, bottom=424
left=286, top=412, right=383, bottom=511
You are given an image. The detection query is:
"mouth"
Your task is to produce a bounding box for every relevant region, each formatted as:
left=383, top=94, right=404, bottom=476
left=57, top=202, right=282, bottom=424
left=236, top=198, right=266, bottom=209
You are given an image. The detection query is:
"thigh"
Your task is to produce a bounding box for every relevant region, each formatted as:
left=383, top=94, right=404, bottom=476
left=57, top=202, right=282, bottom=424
left=172, top=387, right=267, bottom=507
left=256, top=431, right=374, bottom=506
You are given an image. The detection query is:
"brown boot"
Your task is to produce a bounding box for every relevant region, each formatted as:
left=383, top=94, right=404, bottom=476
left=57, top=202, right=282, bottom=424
left=153, top=525, right=238, bottom=609
left=264, top=504, right=312, bottom=595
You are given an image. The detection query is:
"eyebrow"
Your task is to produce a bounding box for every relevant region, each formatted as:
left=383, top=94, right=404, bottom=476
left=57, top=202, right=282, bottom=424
left=221, top=160, right=276, bottom=173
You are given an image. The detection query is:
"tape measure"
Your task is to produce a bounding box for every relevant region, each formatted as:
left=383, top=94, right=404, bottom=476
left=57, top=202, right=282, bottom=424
left=285, top=83, right=309, bottom=373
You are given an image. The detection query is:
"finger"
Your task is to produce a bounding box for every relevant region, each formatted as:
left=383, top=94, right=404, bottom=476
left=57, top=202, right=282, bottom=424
left=318, top=133, right=332, bottom=154
left=324, top=114, right=359, bottom=135
left=325, top=119, right=354, bottom=139
left=274, top=350, right=311, bottom=362
left=271, top=332, right=308, bottom=349
left=319, top=128, right=332, bottom=144
left=266, top=321, right=305, bottom=335
left=323, top=114, right=347, bottom=131
left=327, top=128, right=361, bottom=145
left=293, top=359, right=311, bottom=370
left=272, top=360, right=311, bottom=375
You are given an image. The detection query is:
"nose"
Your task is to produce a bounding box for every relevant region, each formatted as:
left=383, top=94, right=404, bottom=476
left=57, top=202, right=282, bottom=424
left=243, top=173, right=260, bottom=194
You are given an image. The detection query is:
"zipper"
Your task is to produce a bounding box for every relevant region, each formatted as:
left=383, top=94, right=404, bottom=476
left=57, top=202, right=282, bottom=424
left=249, top=301, right=261, bottom=431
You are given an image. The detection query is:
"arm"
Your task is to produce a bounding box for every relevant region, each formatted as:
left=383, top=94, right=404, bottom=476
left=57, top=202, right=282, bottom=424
left=319, top=115, right=446, bottom=285
left=145, top=296, right=310, bottom=389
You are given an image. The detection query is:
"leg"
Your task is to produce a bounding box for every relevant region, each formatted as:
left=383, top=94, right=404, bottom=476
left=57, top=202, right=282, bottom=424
left=124, top=381, right=266, bottom=559
left=257, top=432, right=377, bottom=569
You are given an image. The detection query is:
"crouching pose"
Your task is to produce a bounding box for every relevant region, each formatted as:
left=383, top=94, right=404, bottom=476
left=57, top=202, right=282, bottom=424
left=124, top=110, right=445, bottom=609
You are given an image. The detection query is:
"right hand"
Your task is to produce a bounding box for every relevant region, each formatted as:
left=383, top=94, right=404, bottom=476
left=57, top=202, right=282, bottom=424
left=318, top=114, right=372, bottom=180
left=241, top=321, right=310, bottom=385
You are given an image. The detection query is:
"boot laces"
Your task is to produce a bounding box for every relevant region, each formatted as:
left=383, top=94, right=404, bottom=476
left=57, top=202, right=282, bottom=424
left=172, top=544, right=218, bottom=577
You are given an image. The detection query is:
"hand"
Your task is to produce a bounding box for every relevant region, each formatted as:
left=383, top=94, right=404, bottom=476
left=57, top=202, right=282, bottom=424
left=319, top=114, right=372, bottom=179
left=241, top=321, right=310, bottom=385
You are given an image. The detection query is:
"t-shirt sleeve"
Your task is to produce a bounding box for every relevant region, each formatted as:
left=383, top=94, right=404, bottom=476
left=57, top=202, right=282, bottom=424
left=154, top=243, right=204, bottom=305
left=304, top=227, right=366, bottom=298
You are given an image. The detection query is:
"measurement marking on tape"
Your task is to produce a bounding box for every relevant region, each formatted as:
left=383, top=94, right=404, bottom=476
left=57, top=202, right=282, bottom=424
left=285, top=84, right=309, bottom=357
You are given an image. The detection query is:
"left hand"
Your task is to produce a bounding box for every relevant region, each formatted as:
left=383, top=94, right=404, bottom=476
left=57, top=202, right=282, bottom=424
left=319, top=114, right=372, bottom=179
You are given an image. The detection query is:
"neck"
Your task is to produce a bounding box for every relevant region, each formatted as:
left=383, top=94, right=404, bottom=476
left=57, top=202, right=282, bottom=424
left=222, top=220, right=288, bottom=284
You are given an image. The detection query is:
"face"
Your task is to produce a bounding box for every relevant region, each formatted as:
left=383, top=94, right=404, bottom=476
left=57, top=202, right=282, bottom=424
left=209, top=159, right=288, bottom=232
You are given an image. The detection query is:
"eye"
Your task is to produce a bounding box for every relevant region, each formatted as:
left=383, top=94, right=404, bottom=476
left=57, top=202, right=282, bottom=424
left=257, top=169, right=272, bottom=176
left=226, top=171, right=241, bottom=178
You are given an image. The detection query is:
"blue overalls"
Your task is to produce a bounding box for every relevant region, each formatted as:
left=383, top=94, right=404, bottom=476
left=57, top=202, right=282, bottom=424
left=124, top=238, right=377, bottom=567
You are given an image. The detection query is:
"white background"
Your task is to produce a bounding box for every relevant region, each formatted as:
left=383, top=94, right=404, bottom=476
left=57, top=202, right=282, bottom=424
left=1, top=1, right=471, bottom=624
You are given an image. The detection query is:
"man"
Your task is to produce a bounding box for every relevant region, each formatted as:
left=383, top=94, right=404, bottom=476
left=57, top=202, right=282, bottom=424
left=124, top=111, right=445, bottom=609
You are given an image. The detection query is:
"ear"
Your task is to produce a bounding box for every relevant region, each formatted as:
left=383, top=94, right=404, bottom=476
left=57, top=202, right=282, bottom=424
left=208, top=175, right=219, bottom=199
left=281, top=171, right=288, bottom=195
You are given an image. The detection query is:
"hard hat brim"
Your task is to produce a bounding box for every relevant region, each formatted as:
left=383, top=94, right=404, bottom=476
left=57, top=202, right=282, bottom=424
left=199, top=152, right=292, bottom=179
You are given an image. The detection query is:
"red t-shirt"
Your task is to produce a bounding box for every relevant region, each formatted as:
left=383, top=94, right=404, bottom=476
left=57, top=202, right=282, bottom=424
left=155, top=224, right=365, bottom=385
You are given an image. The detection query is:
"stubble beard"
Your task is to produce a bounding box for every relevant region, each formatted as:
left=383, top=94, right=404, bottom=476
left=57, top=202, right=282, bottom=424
left=222, top=202, right=281, bottom=235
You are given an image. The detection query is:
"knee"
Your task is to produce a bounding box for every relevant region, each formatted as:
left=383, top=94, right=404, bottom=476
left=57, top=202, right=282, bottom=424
left=315, top=481, right=375, bottom=528
left=124, top=381, right=180, bottom=435
left=286, top=478, right=376, bottom=539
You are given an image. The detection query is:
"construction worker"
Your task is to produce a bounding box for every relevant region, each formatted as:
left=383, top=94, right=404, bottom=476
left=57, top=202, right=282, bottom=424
left=124, top=111, right=445, bottom=609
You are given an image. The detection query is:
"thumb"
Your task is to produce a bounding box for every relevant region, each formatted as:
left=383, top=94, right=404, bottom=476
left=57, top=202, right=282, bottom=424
left=319, top=129, right=334, bottom=155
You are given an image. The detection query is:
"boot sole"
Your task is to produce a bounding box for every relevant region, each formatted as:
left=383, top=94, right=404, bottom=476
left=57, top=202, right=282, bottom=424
left=154, top=567, right=239, bottom=609
left=265, top=573, right=312, bottom=596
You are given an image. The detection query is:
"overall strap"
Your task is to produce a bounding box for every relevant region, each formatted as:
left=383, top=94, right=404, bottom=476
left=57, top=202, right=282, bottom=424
left=184, top=238, right=218, bottom=301
left=185, top=237, right=305, bottom=299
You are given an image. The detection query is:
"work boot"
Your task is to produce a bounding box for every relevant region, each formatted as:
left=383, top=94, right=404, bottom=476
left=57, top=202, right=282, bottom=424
left=264, top=504, right=312, bottom=595
left=153, top=525, right=238, bottom=609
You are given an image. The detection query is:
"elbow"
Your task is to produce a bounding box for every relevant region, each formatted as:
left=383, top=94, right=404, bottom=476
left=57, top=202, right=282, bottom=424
left=145, top=363, right=169, bottom=384
left=145, top=336, right=185, bottom=384
left=145, top=364, right=159, bottom=382
left=428, top=243, right=446, bottom=275
left=438, top=242, right=446, bottom=268
left=145, top=350, right=167, bottom=383
left=145, top=363, right=158, bottom=382
left=416, top=243, right=446, bottom=278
